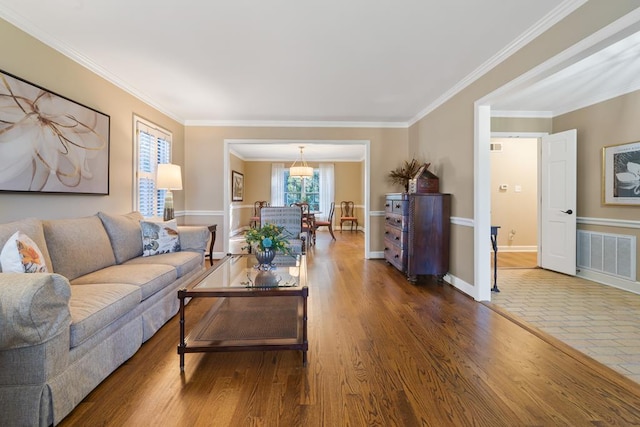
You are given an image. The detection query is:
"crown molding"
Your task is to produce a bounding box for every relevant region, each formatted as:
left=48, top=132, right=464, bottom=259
left=0, top=0, right=586, bottom=129
left=491, top=110, right=553, bottom=118
left=0, top=6, right=186, bottom=125
left=183, top=119, right=408, bottom=128
left=408, top=0, right=587, bottom=126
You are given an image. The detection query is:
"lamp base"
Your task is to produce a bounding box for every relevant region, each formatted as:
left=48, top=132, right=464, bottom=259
left=163, top=190, right=175, bottom=221
left=163, top=208, right=175, bottom=221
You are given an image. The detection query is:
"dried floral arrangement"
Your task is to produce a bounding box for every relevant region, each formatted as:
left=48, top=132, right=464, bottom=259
left=389, top=159, right=430, bottom=191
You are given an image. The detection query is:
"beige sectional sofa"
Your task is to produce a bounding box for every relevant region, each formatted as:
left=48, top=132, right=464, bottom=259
left=0, top=212, right=210, bottom=426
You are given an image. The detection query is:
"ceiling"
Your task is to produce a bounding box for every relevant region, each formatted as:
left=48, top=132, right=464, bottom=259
left=0, top=0, right=571, bottom=126
left=1, top=1, right=639, bottom=161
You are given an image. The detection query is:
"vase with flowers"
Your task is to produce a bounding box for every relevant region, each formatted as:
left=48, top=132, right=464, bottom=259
left=243, top=223, right=291, bottom=270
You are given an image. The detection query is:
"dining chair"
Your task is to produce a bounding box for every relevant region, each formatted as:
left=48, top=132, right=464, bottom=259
left=314, top=202, right=335, bottom=240
left=340, top=201, right=358, bottom=232
left=291, top=202, right=315, bottom=246
left=260, top=206, right=306, bottom=256
left=250, top=201, right=269, bottom=228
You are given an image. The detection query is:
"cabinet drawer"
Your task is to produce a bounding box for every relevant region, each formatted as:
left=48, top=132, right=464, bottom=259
left=384, top=226, right=405, bottom=248
left=384, top=213, right=406, bottom=230
left=391, top=199, right=408, bottom=215
left=384, top=243, right=406, bottom=271
left=385, top=197, right=408, bottom=215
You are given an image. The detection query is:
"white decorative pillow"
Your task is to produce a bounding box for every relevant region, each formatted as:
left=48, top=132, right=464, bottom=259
left=140, top=220, right=181, bottom=257
left=0, top=231, right=49, bottom=273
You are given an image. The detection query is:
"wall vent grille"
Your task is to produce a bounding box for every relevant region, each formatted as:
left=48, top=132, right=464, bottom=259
left=577, top=230, right=636, bottom=281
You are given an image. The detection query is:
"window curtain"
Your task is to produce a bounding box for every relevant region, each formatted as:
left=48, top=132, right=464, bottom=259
left=271, top=163, right=285, bottom=206
left=319, top=163, right=334, bottom=221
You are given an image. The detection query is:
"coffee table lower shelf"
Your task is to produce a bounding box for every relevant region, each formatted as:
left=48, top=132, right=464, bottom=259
left=178, top=288, right=308, bottom=370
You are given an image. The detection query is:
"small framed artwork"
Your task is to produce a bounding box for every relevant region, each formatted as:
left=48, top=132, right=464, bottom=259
left=232, top=170, right=244, bottom=201
left=602, top=140, right=640, bottom=205
left=0, top=68, right=110, bottom=194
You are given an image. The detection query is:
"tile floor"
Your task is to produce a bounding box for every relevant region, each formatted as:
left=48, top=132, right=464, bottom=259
left=491, top=268, right=640, bottom=384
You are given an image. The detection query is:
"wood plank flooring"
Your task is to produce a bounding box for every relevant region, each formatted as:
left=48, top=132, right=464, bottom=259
left=493, top=251, right=538, bottom=269
left=59, top=231, right=640, bottom=426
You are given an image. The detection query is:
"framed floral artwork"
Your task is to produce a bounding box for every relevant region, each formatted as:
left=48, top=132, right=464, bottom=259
left=0, top=69, right=110, bottom=194
left=602, top=140, right=640, bottom=205
left=232, top=170, right=244, bottom=201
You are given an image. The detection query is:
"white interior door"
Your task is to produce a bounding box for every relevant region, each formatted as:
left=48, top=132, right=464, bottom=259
left=540, top=129, right=577, bottom=275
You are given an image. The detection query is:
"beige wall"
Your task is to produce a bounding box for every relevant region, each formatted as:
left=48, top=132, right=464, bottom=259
left=0, top=18, right=185, bottom=222
left=409, top=2, right=640, bottom=286
left=184, top=126, right=408, bottom=254
left=234, top=160, right=363, bottom=234
left=2, top=2, right=640, bottom=285
left=554, top=89, right=640, bottom=281
left=491, top=117, right=552, bottom=134
left=490, top=138, right=538, bottom=249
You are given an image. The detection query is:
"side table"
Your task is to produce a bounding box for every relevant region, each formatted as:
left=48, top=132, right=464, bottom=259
left=204, top=224, right=217, bottom=266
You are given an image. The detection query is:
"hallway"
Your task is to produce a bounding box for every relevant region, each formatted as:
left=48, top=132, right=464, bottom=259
left=490, top=267, right=640, bottom=384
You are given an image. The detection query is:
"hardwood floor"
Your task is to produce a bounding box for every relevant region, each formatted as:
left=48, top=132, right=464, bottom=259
left=59, top=231, right=640, bottom=426
left=493, top=251, right=538, bottom=269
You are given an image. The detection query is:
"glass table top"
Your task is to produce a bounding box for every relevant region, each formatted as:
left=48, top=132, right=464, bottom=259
left=192, top=253, right=306, bottom=290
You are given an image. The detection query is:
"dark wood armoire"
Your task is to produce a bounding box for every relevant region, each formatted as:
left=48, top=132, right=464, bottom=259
left=384, top=193, right=451, bottom=283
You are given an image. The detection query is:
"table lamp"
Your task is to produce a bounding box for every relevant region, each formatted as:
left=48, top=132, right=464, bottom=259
left=156, top=163, right=182, bottom=221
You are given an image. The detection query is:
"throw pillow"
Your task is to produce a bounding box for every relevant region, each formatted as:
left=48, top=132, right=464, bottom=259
left=0, top=231, right=49, bottom=273
left=140, top=219, right=181, bottom=257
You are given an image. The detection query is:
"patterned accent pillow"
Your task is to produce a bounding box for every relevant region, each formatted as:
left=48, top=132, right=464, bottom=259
left=140, top=220, right=181, bottom=257
left=0, top=231, right=49, bottom=273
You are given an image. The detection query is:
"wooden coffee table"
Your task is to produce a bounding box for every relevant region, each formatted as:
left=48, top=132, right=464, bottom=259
left=177, top=253, right=308, bottom=370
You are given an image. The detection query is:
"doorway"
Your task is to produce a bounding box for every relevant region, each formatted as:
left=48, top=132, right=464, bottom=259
left=222, top=139, right=371, bottom=259
left=490, top=136, right=539, bottom=269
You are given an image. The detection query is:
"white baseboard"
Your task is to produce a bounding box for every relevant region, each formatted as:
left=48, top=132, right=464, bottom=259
left=576, top=269, right=640, bottom=296
left=497, top=246, right=537, bottom=252
left=444, top=273, right=478, bottom=300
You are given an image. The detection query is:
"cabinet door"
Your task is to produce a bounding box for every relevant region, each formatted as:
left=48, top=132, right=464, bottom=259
left=407, top=194, right=451, bottom=277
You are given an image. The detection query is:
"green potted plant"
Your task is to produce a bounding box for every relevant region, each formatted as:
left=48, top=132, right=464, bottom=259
left=243, top=223, right=291, bottom=268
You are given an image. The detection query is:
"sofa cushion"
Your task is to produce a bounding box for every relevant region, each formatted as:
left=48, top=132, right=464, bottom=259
left=97, top=211, right=144, bottom=264
left=70, top=264, right=177, bottom=300
left=0, top=218, right=52, bottom=273
left=69, top=283, right=141, bottom=348
left=0, top=231, right=48, bottom=273
left=43, top=216, right=116, bottom=281
left=140, top=220, right=181, bottom=256
left=124, top=251, right=202, bottom=278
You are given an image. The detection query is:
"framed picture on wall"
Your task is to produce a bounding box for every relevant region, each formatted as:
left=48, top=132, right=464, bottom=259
left=0, top=68, right=110, bottom=194
left=602, top=140, right=640, bottom=205
left=232, top=170, right=244, bottom=201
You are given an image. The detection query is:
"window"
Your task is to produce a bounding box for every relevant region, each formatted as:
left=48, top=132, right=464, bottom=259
left=284, top=170, right=320, bottom=211
left=134, top=116, right=172, bottom=218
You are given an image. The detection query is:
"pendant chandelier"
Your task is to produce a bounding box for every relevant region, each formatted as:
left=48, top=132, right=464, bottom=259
left=289, top=146, right=313, bottom=177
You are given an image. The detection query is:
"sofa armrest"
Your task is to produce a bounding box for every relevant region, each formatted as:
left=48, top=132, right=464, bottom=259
left=0, top=273, right=71, bottom=349
left=178, top=226, right=210, bottom=253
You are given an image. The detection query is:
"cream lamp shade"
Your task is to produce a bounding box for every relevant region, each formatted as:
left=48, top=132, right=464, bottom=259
left=156, top=163, right=182, bottom=221
left=156, top=163, right=183, bottom=190
left=289, top=146, right=313, bottom=177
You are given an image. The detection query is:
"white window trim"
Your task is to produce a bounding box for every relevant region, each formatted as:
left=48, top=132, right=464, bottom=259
left=132, top=115, right=173, bottom=218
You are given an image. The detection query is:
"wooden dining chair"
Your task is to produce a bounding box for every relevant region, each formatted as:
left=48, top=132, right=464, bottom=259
left=340, top=201, right=358, bottom=232
left=314, top=202, right=336, bottom=240
left=291, top=202, right=315, bottom=246
left=250, top=201, right=269, bottom=228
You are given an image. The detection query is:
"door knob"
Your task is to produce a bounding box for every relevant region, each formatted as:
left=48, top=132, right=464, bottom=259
left=561, top=209, right=573, bottom=215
